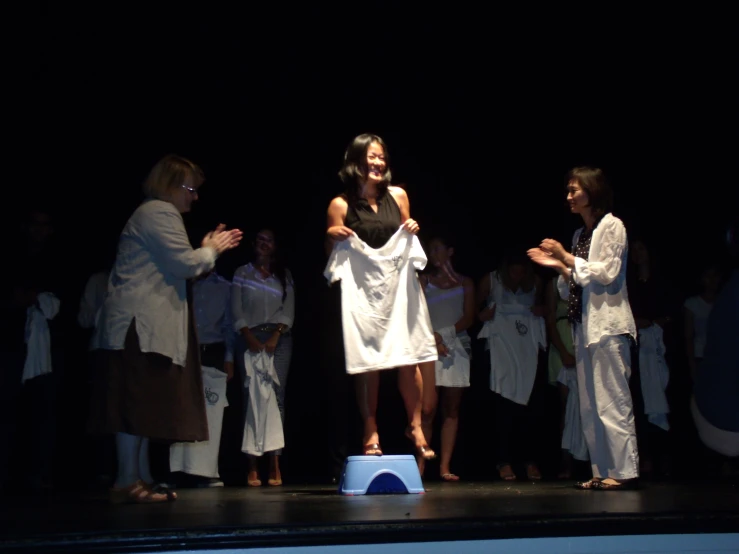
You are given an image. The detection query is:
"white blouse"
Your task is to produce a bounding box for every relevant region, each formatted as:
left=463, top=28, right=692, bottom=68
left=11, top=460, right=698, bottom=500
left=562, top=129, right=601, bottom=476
left=557, top=213, right=636, bottom=347
left=232, top=263, right=295, bottom=332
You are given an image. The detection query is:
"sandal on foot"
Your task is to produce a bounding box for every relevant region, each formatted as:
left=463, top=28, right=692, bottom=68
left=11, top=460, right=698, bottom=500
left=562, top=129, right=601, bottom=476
left=441, top=473, right=460, bottom=482
left=497, top=464, right=517, bottom=481
left=526, top=464, right=542, bottom=481
left=247, top=472, right=262, bottom=487
left=596, top=479, right=640, bottom=491
left=363, top=443, right=383, bottom=456
left=404, top=427, right=436, bottom=460
left=574, top=479, right=601, bottom=490
left=268, top=478, right=283, bottom=486
left=110, top=480, right=171, bottom=504
left=148, top=482, right=177, bottom=501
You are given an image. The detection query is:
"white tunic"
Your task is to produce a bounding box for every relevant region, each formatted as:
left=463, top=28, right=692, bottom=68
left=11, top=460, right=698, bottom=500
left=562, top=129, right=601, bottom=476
left=638, top=324, right=670, bottom=431
left=425, top=283, right=471, bottom=388
left=324, top=227, right=438, bottom=374
left=169, top=365, right=229, bottom=477
left=242, top=351, right=284, bottom=456
left=478, top=273, right=546, bottom=405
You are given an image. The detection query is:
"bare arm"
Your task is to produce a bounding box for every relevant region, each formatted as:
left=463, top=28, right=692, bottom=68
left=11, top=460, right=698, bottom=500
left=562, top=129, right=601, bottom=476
left=388, top=186, right=420, bottom=234
left=326, top=196, right=352, bottom=256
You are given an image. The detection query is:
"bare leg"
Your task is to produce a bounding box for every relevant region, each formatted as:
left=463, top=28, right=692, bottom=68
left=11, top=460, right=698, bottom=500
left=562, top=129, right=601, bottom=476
left=440, top=387, right=463, bottom=480
left=269, top=453, right=282, bottom=485
left=247, top=454, right=261, bottom=486
left=356, top=372, right=381, bottom=454
left=398, top=363, right=437, bottom=463
left=418, top=362, right=438, bottom=443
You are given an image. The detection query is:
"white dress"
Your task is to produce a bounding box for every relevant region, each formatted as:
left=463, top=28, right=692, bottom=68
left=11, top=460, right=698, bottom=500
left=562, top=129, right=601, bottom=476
left=477, top=272, right=546, bottom=405
left=424, top=282, right=471, bottom=387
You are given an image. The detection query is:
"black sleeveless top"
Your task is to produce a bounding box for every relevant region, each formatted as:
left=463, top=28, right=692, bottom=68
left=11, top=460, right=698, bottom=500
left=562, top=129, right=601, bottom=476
left=344, top=190, right=402, bottom=248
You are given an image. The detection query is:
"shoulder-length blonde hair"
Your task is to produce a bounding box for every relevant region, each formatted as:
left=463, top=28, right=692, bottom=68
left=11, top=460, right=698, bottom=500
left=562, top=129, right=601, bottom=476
left=142, top=154, right=205, bottom=200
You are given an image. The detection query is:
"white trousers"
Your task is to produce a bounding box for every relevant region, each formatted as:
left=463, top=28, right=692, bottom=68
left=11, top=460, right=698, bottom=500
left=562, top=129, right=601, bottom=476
left=574, top=326, right=639, bottom=480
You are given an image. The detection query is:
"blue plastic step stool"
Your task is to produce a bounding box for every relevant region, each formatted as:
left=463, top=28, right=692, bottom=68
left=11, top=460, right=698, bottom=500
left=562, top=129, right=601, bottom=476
left=338, top=455, right=425, bottom=495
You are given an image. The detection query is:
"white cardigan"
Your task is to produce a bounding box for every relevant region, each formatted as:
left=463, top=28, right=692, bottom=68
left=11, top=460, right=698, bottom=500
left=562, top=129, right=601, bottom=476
left=93, top=199, right=216, bottom=366
left=557, top=213, right=636, bottom=347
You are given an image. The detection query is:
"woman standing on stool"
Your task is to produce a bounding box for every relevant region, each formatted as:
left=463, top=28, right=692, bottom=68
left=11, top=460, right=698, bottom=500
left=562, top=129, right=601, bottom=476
left=326, top=133, right=437, bottom=462
left=528, top=166, right=639, bottom=490
left=233, top=229, right=294, bottom=487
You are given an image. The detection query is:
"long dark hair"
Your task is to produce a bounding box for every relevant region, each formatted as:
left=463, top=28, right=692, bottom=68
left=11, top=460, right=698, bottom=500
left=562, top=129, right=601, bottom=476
left=253, top=229, right=290, bottom=302
left=338, top=133, right=392, bottom=203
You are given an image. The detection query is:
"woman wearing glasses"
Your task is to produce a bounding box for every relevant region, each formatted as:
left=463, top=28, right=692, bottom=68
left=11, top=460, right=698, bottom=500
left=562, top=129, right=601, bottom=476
left=89, top=154, right=243, bottom=503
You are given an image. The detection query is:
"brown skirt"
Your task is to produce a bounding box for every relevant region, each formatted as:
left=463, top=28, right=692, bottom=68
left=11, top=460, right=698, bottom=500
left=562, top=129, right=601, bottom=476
left=88, top=308, right=208, bottom=442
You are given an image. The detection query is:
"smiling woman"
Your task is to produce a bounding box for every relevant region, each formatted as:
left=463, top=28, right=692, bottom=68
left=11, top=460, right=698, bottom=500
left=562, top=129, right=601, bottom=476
left=325, top=133, right=438, bottom=475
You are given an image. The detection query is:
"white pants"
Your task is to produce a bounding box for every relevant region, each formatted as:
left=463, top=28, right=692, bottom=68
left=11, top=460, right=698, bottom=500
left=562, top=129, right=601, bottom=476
left=574, top=326, right=639, bottom=480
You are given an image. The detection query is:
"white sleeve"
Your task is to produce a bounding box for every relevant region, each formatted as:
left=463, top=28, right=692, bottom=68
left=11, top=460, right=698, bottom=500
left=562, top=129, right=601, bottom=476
left=571, top=218, right=626, bottom=287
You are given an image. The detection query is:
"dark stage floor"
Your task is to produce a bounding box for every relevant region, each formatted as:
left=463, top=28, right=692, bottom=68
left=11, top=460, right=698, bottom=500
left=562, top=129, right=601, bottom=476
left=1, top=480, right=737, bottom=552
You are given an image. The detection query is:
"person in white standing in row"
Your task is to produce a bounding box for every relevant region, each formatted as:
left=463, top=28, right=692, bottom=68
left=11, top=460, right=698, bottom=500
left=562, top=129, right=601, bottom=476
left=170, top=267, right=234, bottom=487
left=233, top=229, right=294, bottom=487
left=420, top=236, right=476, bottom=481
left=528, top=166, right=640, bottom=490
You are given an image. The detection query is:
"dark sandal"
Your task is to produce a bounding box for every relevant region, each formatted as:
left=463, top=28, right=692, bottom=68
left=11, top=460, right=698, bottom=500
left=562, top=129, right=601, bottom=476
left=574, top=479, right=601, bottom=490
left=363, top=443, right=383, bottom=456
left=404, top=427, right=436, bottom=460
left=148, top=483, right=177, bottom=501
left=596, top=479, right=640, bottom=491
left=110, top=480, right=173, bottom=504
left=441, top=473, right=460, bottom=482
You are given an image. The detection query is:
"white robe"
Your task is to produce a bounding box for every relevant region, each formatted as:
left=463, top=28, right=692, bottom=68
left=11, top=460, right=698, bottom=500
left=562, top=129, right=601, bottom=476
left=478, top=305, right=546, bottom=405
left=435, top=325, right=471, bottom=388
left=638, top=324, right=670, bottom=431
left=169, top=365, right=229, bottom=478
left=22, top=292, right=60, bottom=384
left=242, top=351, right=284, bottom=456
left=557, top=366, right=589, bottom=461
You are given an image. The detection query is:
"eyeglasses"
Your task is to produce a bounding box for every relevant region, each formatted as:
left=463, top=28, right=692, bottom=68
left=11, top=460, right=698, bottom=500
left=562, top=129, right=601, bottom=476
left=182, top=184, right=197, bottom=194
